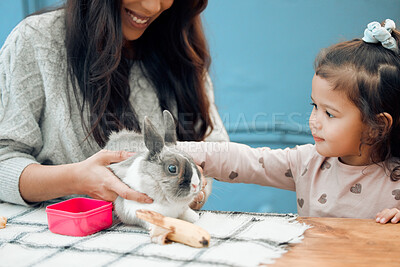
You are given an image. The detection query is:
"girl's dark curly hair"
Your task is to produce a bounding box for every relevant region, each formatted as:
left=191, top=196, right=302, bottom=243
left=65, top=0, right=213, bottom=147
left=314, top=21, right=400, bottom=181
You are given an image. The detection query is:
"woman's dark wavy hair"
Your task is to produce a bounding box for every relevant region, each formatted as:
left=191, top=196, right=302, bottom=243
left=65, top=0, right=213, bottom=147
left=314, top=21, right=400, bottom=181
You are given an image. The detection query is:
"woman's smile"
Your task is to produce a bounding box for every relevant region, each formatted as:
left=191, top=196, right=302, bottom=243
left=124, top=8, right=151, bottom=29
left=121, top=0, right=174, bottom=41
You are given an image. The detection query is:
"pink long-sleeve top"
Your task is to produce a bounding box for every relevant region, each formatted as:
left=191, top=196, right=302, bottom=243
left=177, top=142, right=400, bottom=219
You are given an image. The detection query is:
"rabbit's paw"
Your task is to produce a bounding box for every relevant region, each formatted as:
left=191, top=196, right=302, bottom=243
left=179, top=208, right=199, bottom=223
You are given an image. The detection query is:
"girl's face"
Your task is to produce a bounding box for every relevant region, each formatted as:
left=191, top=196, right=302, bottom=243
left=309, top=74, right=371, bottom=166
left=121, top=0, right=174, bottom=41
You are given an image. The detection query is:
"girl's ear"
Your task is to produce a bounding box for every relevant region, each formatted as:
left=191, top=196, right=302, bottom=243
left=369, top=112, right=393, bottom=139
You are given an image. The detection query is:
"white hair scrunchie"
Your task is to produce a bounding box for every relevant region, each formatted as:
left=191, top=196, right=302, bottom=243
left=362, top=19, right=398, bottom=53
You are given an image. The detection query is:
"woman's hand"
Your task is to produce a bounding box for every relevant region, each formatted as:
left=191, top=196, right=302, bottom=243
left=73, top=150, right=153, bottom=203
left=190, top=166, right=208, bottom=210
left=375, top=208, right=400, bottom=224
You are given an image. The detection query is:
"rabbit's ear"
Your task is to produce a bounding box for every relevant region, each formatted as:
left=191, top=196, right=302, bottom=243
left=163, top=110, right=177, bottom=145
left=144, top=116, right=164, bottom=157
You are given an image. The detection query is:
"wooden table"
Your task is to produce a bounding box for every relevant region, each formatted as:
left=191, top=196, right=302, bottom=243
left=272, top=217, right=400, bottom=266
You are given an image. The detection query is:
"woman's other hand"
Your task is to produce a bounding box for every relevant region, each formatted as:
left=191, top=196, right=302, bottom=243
left=74, top=150, right=153, bottom=203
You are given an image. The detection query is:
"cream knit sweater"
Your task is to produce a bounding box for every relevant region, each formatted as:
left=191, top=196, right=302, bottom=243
left=0, top=10, right=228, bottom=206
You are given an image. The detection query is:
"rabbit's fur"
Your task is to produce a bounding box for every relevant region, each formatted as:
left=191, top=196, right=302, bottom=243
left=106, top=111, right=202, bottom=229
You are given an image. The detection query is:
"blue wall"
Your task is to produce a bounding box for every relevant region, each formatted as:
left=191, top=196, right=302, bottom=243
left=0, top=1, right=24, bottom=45
left=1, top=0, right=400, bottom=213
left=0, top=0, right=62, bottom=45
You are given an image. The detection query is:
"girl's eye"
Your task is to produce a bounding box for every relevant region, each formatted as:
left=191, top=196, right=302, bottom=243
left=168, top=164, right=177, bottom=174
left=310, top=102, right=317, bottom=109
left=326, top=111, right=334, bottom=118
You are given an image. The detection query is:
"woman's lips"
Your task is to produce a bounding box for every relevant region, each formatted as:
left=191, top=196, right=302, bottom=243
left=124, top=8, right=151, bottom=28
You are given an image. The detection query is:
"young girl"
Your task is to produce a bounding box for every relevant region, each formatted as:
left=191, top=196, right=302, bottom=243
left=0, top=0, right=228, bottom=207
left=178, top=19, right=400, bottom=223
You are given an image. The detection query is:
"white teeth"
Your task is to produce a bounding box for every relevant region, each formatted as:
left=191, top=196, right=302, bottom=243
left=128, top=13, right=149, bottom=24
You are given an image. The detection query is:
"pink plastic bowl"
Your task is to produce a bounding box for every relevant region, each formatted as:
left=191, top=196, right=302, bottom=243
left=46, top=197, right=113, bottom=236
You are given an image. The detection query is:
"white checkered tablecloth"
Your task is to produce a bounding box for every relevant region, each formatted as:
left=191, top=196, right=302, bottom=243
left=0, top=200, right=310, bottom=267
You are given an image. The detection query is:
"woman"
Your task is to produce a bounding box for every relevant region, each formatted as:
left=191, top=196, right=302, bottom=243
left=0, top=0, right=228, bottom=207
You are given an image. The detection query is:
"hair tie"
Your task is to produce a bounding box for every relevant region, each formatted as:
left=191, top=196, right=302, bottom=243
left=362, top=19, right=398, bottom=53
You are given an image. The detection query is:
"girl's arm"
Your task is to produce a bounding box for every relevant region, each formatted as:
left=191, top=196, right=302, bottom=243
left=177, top=141, right=298, bottom=191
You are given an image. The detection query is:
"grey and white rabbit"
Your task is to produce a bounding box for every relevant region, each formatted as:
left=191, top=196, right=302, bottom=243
left=106, top=110, right=202, bottom=230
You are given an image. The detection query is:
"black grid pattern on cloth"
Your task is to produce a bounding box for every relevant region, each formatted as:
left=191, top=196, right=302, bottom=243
left=0, top=201, right=302, bottom=267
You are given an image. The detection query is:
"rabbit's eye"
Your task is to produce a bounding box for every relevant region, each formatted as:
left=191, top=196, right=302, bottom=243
left=168, top=164, right=177, bottom=174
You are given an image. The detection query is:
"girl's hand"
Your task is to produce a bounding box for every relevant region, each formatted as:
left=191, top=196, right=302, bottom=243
left=190, top=165, right=208, bottom=210
left=73, top=150, right=153, bottom=203
left=375, top=208, right=400, bottom=224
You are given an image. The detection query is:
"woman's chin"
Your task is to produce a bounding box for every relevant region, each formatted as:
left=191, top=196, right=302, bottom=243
left=121, top=24, right=145, bottom=41
left=122, top=32, right=144, bottom=41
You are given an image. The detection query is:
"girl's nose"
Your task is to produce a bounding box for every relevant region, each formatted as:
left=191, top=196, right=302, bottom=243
left=142, top=0, right=162, bottom=14
left=309, top=110, right=321, bottom=130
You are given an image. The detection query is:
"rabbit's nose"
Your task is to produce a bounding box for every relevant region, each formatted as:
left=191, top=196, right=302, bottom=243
left=192, top=184, right=198, bottom=190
